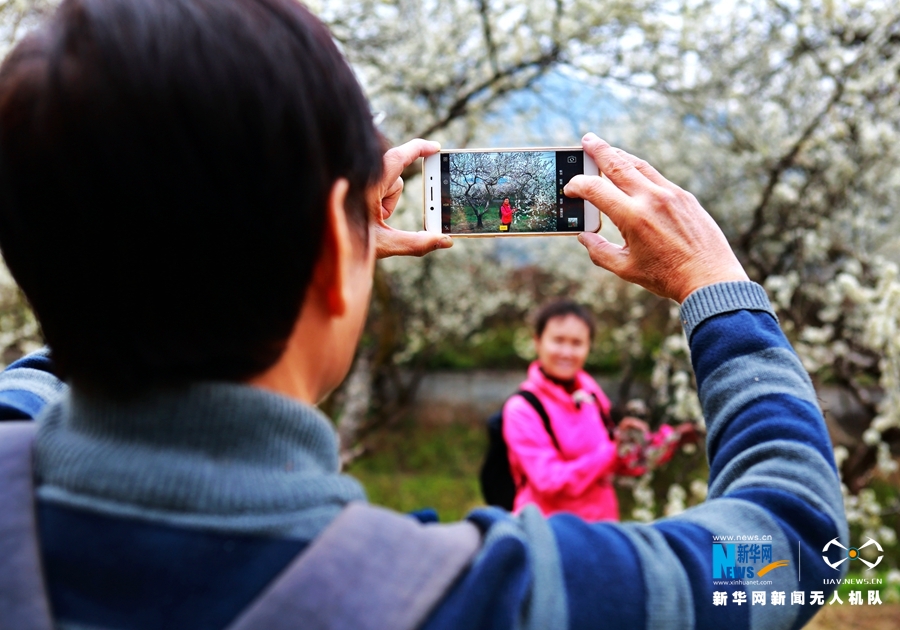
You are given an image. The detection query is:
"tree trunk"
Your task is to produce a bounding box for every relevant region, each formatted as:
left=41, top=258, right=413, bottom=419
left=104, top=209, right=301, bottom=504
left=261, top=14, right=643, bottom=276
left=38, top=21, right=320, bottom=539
left=337, top=356, right=372, bottom=468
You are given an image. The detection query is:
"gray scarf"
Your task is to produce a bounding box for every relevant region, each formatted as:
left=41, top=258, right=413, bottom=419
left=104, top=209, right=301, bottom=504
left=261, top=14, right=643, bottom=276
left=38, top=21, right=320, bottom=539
left=34, top=382, right=367, bottom=540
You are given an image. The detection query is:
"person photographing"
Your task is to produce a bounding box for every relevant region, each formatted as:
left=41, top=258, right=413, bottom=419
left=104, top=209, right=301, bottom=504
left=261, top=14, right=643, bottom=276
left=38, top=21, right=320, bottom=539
left=0, top=1, right=846, bottom=626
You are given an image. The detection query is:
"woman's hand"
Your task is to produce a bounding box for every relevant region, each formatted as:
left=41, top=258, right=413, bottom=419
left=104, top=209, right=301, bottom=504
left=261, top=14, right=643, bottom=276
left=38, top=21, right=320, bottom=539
left=673, top=422, right=701, bottom=446
left=618, top=416, right=650, bottom=436
left=369, top=139, right=453, bottom=259
left=564, top=133, right=748, bottom=303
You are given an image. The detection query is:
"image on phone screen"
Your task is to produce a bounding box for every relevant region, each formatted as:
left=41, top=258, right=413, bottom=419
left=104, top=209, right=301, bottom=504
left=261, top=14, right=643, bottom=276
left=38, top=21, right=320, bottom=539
left=439, top=150, right=586, bottom=235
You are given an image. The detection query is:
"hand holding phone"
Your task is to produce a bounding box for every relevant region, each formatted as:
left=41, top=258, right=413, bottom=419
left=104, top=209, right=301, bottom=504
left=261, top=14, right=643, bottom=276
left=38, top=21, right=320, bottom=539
left=371, top=139, right=453, bottom=258
left=423, top=147, right=602, bottom=237
left=566, top=133, right=748, bottom=303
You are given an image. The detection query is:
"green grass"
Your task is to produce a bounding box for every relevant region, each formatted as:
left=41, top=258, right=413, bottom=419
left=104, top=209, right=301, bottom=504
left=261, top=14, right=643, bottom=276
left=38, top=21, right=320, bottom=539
left=449, top=205, right=503, bottom=233
left=450, top=205, right=555, bottom=234
left=350, top=471, right=484, bottom=523
left=426, top=326, right=528, bottom=370
left=346, top=419, right=487, bottom=522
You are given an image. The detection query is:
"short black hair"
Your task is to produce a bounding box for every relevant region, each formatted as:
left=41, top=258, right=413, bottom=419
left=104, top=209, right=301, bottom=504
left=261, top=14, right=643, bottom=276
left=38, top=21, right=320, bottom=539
left=532, top=299, right=597, bottom=341
left=0, top=0, right=383, bottom=397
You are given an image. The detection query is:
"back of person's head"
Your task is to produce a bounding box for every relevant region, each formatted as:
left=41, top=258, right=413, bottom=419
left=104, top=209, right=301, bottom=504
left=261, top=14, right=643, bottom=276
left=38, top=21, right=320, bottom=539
left=532, top=299, right=596, bottom=341
left=0, top=0, right=383, bottom=398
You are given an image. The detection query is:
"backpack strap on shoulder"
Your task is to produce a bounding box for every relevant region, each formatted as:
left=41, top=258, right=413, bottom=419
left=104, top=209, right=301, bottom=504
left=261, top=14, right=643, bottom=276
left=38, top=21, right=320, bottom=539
left=590, top=392, right=617, bottom=440
left=516, top=389, right=559, bottom=451
left=0, top=422, right=54, bottom=630
left=227, top=502, right=482, bottom=630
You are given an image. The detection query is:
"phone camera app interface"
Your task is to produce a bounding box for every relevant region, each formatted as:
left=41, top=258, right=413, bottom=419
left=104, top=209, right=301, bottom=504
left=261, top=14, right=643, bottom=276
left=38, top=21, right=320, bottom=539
left=440, top=150, right=584, bottom=234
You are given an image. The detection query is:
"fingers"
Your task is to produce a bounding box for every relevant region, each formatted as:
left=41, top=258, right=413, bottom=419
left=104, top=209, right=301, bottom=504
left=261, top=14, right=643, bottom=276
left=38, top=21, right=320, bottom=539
left=379, top=176, right=404, bottom=219
left=619, top=417, right=650, bottom=434
left=376, top=228, right=452, bottom=259
left=580, top=133, right=654, bottom=196
left=577, top=231, right=629, bottom=275
left=613, top=148, right=678, bottom=191
left=564, top=174, right=631, bottom=224
left=382, top=139, right=441, bottom=181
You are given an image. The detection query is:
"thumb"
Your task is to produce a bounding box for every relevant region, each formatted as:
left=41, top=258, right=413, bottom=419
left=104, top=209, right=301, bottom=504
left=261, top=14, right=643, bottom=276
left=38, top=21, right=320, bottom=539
left=376, top=229, right=453, bottom=259
left=564, top=175, right=631, bottom=227
left=578, top=232, right=627, bottom=274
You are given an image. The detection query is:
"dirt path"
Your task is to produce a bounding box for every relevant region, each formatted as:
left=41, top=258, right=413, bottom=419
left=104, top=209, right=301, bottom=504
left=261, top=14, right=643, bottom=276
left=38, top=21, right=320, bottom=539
left=805, top=603, right=900, bottom=629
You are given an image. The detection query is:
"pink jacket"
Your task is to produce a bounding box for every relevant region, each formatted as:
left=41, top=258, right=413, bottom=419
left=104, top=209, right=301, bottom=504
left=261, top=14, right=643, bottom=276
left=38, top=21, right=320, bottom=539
left=502, top=362, right=619, bottom=522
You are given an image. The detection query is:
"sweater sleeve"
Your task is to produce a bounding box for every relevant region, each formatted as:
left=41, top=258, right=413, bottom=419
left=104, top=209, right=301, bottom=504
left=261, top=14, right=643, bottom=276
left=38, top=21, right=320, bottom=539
left=503, top=395, right=617, bottom=498
left=426, top=281, right=848, bottom=630
left=0, top=349, right=68, bottom=421
left=555, top=281, right=848, bottom=629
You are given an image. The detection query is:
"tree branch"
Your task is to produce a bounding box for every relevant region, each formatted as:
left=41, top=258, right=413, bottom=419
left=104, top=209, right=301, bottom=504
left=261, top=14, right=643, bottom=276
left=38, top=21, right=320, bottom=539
left=736, top=79, right=845, bottom=256
left=476, top=0, right=499, bottom=76
left=417, top=47, right=562, bottom=137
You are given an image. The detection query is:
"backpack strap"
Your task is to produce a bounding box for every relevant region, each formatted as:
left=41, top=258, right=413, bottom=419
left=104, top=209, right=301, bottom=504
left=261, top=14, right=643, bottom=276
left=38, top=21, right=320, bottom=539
left=0, top=421, right=54, bottom=630
left=516, top=389, right=615, bottom=446
left=591, top=392, right=617, bottom=440
left=516, top=389, right=560, bottom=451
left=227, top=502, right=481, bottom=630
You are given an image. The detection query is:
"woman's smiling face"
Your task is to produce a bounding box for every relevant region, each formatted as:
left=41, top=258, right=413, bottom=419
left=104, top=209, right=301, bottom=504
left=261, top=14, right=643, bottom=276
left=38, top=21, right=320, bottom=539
left=534, top=314, right=591, bottom=381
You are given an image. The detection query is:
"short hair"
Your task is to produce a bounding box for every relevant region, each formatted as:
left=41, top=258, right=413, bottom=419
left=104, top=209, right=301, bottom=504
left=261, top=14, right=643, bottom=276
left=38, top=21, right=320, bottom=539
left=0, top=0, right=383, bottom=397
left=532, top=299, right=597, bottom=341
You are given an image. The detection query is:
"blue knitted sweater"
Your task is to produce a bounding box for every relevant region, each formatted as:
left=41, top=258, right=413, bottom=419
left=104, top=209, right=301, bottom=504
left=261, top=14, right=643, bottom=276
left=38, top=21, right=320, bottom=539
left=0, top=282, right=848, bottom=629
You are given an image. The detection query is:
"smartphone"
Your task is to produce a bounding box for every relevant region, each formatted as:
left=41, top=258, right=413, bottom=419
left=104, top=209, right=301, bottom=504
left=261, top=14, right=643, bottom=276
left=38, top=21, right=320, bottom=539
left=423, top=147, right=601, bottom=236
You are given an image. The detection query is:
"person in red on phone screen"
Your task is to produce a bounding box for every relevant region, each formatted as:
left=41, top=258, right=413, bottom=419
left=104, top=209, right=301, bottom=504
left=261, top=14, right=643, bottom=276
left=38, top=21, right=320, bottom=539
left=498, top=197, right=514, bottom=231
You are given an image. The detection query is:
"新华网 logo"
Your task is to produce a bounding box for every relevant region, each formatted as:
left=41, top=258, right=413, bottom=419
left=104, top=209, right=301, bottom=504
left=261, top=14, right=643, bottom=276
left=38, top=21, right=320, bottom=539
left=712, top=543, right=789, bottom=579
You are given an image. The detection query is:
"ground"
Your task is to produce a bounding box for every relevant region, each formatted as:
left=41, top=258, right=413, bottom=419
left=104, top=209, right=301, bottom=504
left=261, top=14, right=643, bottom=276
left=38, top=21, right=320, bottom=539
left=805, top=603, right=900, bottom=629
left=450, top=205, right=555, bottom=234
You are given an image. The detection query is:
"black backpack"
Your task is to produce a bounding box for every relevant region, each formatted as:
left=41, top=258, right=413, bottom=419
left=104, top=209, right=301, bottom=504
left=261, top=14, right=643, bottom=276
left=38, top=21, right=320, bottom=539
left=479, top=390, right=558, bottom=510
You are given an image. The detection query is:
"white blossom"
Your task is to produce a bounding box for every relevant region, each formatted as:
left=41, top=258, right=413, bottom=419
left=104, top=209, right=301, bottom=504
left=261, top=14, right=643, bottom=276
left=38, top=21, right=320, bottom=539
left=689, top=479, right=708, bottom=502
left=664, top=483, right=687, bottom=516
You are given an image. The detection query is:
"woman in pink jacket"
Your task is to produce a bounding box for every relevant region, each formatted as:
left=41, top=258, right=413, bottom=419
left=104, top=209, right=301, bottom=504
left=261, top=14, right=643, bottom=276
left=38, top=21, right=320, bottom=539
left=502, top=300, right=679, bottom=522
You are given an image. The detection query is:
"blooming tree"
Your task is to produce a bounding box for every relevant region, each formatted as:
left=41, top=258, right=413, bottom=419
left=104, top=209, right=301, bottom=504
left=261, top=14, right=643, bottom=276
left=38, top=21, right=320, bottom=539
left=599, top=0, right=900, bottom=537
left=448, top=150, right=556, bottom=231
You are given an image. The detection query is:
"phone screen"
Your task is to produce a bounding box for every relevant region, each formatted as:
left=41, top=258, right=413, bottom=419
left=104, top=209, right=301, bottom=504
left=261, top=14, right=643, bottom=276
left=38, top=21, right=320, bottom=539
left=439, top=150, right=586, bottom=235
